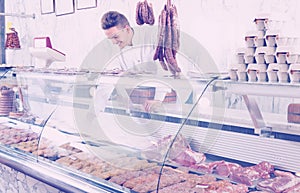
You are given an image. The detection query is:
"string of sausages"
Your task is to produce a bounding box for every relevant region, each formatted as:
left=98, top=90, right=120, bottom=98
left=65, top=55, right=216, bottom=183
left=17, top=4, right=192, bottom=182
left=153, top=0, right=181, bottom=76
left=135, top=0, right=155, bottom=25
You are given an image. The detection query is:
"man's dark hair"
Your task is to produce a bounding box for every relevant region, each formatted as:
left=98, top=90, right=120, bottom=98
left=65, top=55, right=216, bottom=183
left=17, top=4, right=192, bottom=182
left=101, top=11, right=130, bottom=30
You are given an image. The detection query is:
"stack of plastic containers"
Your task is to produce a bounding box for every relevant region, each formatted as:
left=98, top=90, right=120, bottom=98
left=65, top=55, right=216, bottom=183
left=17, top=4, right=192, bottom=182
left=229, top=14, right=300, bottom=83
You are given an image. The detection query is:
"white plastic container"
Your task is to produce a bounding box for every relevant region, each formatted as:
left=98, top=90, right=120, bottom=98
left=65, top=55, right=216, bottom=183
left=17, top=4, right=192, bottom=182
left=255, top=47, right=266, bottom=64
left=278, top=63, right=290, bottom=72
left=256, top=64, right=268, bottom=82
left=235, top=47, right=246, bottom=64
left=267, top=71, right=278, bottom=82
left=254, top=37, right=266, bottom=47
left=276, top=36, right=289, bottom=46
left=237, top=71, right=247, bottom=81
left=236, top=53, right=245, bottom=64
left=276, top=46, right=291, bottom=64
left=277, top=71, right=289, bottom=83
left=265, top=54, right=276, bottom=64
left=265, top=30, right=280, bottom=47
left=247, top=69, right=257, bottom=82
left=245, top=36, right=256, bottom=47
left=244, top=55, right=256, bottom=63
left=247, top=63, right=268, bottom=82
left=289, top=64, right=300, bottom=83
left=245, top=47, right=256, bottom=55
left=266, top=35, right=277, bottom=47
left=265, top=19, right=283, bottom=31
left=287, top=37, right=299, bottom=46
left=257, top=30, right=266, bottom=38
left=276, top=46, right=300, bottom=64
left=244, top=47, right=256, bottom=64
left=276, top=53, right=288, bottom=63
left=229, top=63, right=248, bottom=81
left=286, top=54, right=299, bottom=64
left=254, top=18, right=268, bottom=31
left=255, top=53, right=265, bottom=64
left=229, top=69, right=238, bottom=81
left=267, top=63, right=279, bottom=82
left=286, top=47, right=300, bottom=64
left=255, top=47, right=276, bottom=64
left=263, top=47, right=276, bottom=63
left=231, top=63, right=248, bottom=71
left=229, top=64, right=247, bottom=81
left=257, top=72, right=267, bottom=82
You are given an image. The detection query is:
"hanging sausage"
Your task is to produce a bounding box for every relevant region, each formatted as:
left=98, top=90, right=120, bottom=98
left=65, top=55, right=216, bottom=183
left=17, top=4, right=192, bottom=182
left=135, top=0, right=155, bottom=25
left=153, top=0, right=181, bottom=77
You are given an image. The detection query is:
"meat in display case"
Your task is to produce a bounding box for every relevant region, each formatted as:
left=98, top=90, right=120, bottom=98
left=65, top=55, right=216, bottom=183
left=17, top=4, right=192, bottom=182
left=0, top=68, right=299, bottom=192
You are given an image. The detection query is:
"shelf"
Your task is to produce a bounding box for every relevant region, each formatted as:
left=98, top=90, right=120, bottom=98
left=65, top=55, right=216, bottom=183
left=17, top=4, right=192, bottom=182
left=219, top=80, right=300, bottom=98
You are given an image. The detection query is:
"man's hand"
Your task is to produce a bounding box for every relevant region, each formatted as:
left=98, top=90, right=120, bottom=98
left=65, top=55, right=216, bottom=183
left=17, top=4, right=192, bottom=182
left=144, top=100, right=162, bottom=112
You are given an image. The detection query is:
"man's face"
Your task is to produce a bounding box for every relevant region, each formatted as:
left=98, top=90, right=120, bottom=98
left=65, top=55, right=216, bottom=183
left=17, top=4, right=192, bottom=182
left=104, top=26, right=132, bottom=49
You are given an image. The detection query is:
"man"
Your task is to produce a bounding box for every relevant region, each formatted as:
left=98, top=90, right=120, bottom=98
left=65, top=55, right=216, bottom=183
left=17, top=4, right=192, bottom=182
left=100, top=11, right=169, bottom=112
left=101, top=11, right=134, bottom=49
left=101, top=11, right=159, bottom=73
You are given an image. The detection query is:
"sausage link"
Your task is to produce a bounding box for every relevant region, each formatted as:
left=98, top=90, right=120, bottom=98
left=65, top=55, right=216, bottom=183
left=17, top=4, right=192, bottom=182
left=135, top=2, right=144, bottom=25
left=147, top=2, right=155, bottom=25
left=141, top=1, right=149, bottom=25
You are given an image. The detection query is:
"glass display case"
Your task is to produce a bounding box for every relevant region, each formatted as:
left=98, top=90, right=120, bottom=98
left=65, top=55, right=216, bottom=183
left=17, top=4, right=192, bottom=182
left=0, top=67, right=299, bottom=192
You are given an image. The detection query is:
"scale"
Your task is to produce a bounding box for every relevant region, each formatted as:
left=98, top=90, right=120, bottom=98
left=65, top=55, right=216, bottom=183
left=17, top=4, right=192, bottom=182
left=29, top=47, right=66, bottom=68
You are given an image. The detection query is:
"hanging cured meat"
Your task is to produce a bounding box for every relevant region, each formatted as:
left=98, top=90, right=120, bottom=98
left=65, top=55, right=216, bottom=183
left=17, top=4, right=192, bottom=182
left=135, top=0, right=155, bottom=25
left=153, top=0, right=181, bottom=77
